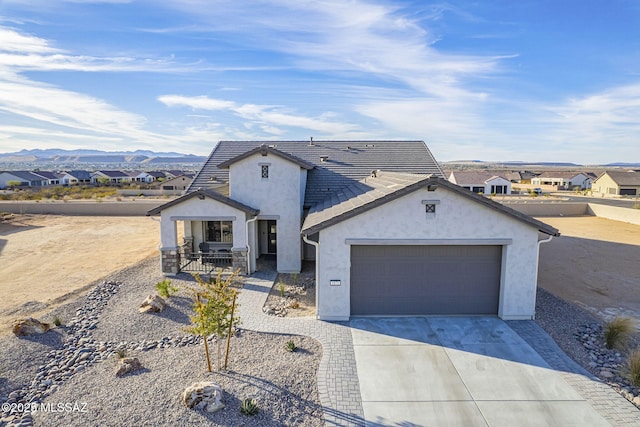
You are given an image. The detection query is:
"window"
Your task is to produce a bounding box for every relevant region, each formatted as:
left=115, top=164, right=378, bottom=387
left=472, top=186, right=484, bottom=193
left=261, top=164, right=269, bottom=179
left=204, top=221, right=233, bottom=243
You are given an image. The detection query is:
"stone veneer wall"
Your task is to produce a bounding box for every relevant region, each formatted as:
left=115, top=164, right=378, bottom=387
left=232, top=248, right=248, bottom=274
left=161, top=248, right=179, bottom=275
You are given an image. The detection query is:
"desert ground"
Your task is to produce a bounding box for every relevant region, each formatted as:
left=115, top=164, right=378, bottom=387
left=536, top=215, right=640, bottom=323
left=0, top=214, right=159, bottom=335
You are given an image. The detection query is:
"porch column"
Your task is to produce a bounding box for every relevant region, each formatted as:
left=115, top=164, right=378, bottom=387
left=161, top=248, right=179, bottom=275
left=160, top=215, right=179, bottom=276
left=231, top=247, right=248, bottom=274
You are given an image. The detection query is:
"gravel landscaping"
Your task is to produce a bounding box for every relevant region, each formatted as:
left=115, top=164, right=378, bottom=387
left=0, top=259, right=323, bottom=427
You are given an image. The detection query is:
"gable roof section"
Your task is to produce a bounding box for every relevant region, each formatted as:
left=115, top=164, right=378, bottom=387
left=147, top=188, right=259, bottom=216
left=301, top=172, right=559, bottom=237
left=65, top=170, right=92, bottom=180
left=449, top=171, right=510, bottom=185
left=93, top=170, right=129, bottom=178
left=217, top=144, right=315, bottom=170
left=2, top=171, right=47, bottom=182
left=189, top=140, right=445, bottom=207
left=598, top=170, right=640, bottom=186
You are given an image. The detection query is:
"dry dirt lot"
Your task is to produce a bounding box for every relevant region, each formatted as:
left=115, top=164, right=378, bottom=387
left=537, top=216, right=640, bottom=323
left=0, top=214, right=159, bottom=335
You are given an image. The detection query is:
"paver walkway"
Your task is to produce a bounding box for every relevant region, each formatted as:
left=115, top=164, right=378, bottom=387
left=238, top=270, right=365, bottom=426
left=237, top=268, right=640, bottom=427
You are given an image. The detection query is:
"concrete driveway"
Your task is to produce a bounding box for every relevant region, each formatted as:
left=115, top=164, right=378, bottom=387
left=350, top=317, right=610, bottom=427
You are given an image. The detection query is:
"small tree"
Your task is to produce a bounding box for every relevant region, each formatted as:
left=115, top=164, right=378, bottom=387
left=186, top=270, right=240, bottom=372
left=6, top=180, right=22, bottom=190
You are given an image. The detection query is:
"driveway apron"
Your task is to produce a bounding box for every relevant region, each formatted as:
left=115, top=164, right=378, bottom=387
left=350, top=317, right=611, bottom=427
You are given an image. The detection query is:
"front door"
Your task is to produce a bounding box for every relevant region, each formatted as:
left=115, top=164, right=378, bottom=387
left=267, top=220, right=277, bottom=254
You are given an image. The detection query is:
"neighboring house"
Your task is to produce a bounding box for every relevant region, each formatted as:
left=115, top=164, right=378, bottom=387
left=147, top=171, right=167, bottom=181
left=448, top=171, right=512, bottom=195
left=129, top=171, right=156, bottom=183
left=0, top=171, right=49, bottom=189
left=61, top=170, right=92, bottom=185
left=592, top=170, right=640, bottom=196
left=91, top=170, right=131, bottom=184
left=531, top=172, right=592, bottom=190
left=160, top=174, right=194, bottom=192
left=148, top=140, right=558, bottom=321
left=32, top=171, right=63, bottom=186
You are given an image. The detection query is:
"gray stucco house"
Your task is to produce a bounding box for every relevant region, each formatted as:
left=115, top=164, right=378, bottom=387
left=148, top=140, right=558, bottom=321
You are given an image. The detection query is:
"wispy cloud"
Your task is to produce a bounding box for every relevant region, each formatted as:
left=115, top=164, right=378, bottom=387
left=158, top=94, right=359, bottom=135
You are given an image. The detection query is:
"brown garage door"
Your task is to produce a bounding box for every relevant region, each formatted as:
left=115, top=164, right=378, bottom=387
left=350, top=245, right=501, bottom=316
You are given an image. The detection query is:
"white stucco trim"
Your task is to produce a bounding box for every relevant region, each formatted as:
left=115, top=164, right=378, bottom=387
left=344, top=238, right=513, bottom=245
left=256, top=215, right=281, bottom=220
left=169, top=216, right=236, bottom=221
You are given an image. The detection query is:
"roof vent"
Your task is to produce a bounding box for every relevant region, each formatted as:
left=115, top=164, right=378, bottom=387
left=268, top=144, right=277, bottom=148
left=209, top=176, right=217, bottom=181
left=308, top=136, right=314, bottom=146
left=320, top=155, right=329, bottom=163
left=365, top=144, right=375, bottom=148
left=370, top=169, right=378, bottom=178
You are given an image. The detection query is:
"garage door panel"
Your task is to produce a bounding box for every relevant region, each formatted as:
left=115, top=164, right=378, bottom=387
left=351, top=245, right=501, bottom=316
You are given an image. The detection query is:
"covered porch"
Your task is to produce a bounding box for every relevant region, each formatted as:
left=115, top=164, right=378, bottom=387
left=147, top=189, right=259, bottom=276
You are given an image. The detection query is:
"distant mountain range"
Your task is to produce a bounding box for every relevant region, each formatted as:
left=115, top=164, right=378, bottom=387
left=0, top=148, right=207, bottom=165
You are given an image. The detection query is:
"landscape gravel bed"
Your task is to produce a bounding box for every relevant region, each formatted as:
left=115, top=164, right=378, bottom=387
left=1, top=259, right=323, bottom=427
left=535, top=287, right=640, bottom=408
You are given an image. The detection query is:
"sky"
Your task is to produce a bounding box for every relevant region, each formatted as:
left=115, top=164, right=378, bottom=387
left=0, top=0, right=639, bottom=164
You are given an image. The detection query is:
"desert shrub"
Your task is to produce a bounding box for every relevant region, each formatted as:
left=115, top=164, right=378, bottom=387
left=156, top=279, right=179, bottom=298
left=52, top=316, right=63, bottom=327
left=624, top=347, right=640, bottom=386
left=240, top=398, right=259, bottom=416
left=278, top=282, right=285, bottom=297
left=115, top=348, right=127, bottom=359
left=285, top=340, right=298, bottom=352
left=604, top=317, right=638, bottom=350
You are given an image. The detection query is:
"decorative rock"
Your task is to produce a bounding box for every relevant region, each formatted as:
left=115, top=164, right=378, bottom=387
left=599, top=369, right=614, bottom=379
left=12, top=318, right=51, bottom=336
left=115, top=357, right=144, bottom=377
left=182, top=381, right=225, bottom=413
left=139, top=295, right=166, bottom=313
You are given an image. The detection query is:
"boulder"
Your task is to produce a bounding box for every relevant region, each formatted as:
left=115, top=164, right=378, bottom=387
left=182, top=381, right=224, bottom=413
left=12, top=318, right=50, bottom=336
left=139, top=295, right=166, bottom=313
left=115, top=357, right=143, bottom=377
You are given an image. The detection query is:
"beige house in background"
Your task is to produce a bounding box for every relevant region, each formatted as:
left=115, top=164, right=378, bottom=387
left=592, top=170, right=640, bottom=196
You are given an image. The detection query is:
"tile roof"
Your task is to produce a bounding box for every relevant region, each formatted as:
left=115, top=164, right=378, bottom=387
left=534, top=171, right=587, bottom=179
left=65, top=170, right=92, bottom=180
left=599, top=170, right=640, bottom=186
left=301, top=172, right=559, bottom=237
left=94, top=170, right=129, bottom=178
left=189, top=140, right=444, bottom=207
left=1, top=171, right=47, bottom=182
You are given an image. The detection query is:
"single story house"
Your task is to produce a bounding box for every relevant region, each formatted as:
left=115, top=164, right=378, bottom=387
left=0, top=171, right=49, bottom=189
left=32, top=171, right=63, bottom=186
left=160, top=174, right=194, bottom=192
left=591, top=170, right=640, bottom=196
left=148, top=140, right=558, bottom=321
left=447, top=171, right=512, bottom=195
left=531, top=172, right=592, bottom=190
left=61, top=170, right=92, bottom=186
left=91, top=170, right=131, bottom=184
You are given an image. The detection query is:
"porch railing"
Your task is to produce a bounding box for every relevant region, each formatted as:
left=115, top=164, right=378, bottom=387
left=178, top=248, right=232, bottom=273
